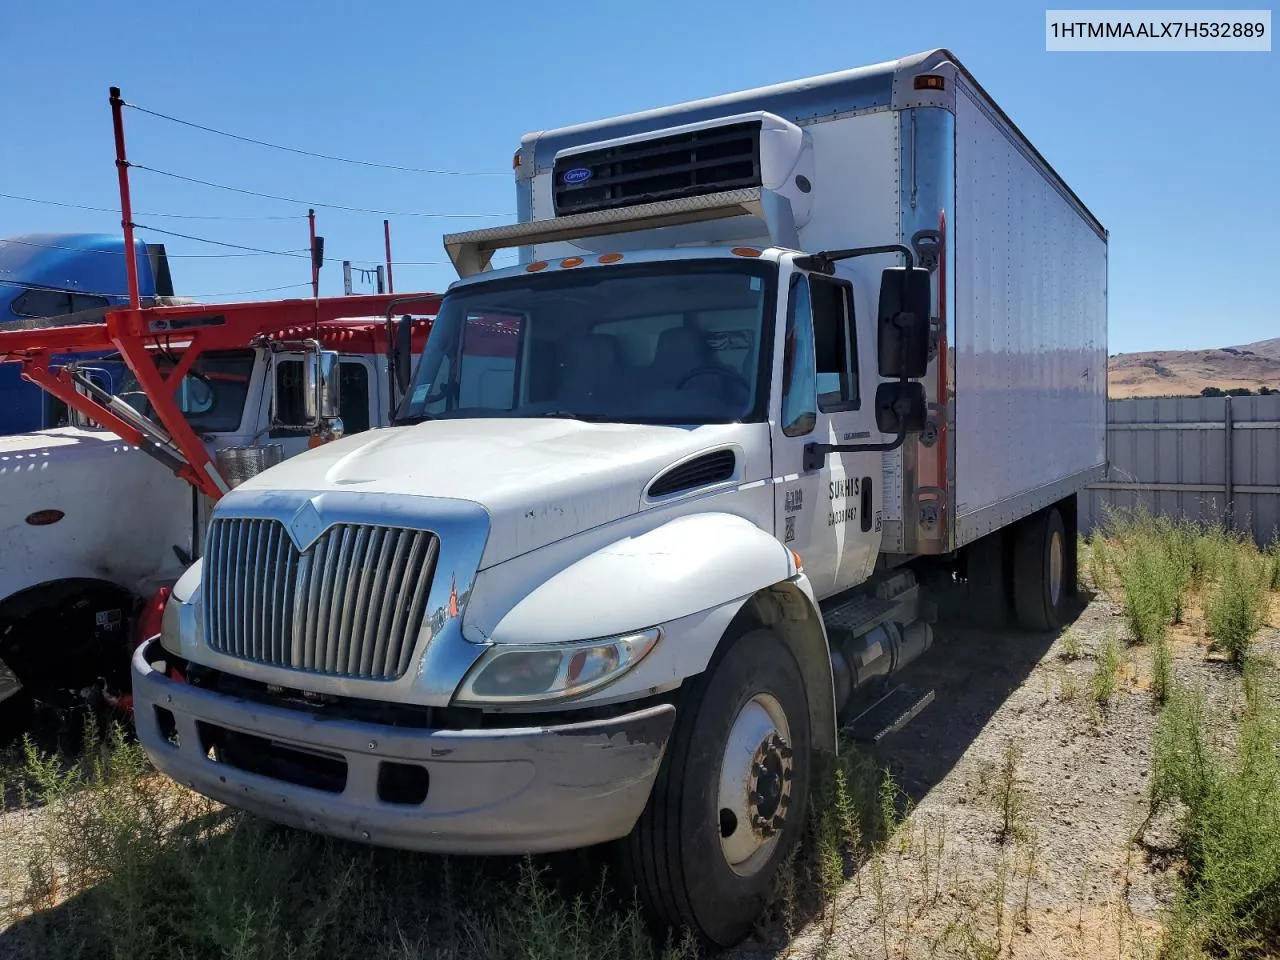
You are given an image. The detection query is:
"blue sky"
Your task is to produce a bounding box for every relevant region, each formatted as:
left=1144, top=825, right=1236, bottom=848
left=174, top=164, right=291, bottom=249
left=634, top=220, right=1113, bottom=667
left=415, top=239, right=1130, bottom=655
left=1, top=1, right=1274, bottom=354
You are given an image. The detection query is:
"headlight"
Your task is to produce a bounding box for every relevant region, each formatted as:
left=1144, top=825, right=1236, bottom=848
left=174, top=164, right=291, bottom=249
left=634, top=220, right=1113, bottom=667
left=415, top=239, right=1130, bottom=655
left=454, top=628, right=661, bottom=705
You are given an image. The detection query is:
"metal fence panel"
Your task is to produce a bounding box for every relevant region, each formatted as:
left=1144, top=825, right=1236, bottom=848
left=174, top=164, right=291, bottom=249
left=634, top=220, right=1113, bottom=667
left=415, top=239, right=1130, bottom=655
left=1081, top=395, right=1280, bottom=545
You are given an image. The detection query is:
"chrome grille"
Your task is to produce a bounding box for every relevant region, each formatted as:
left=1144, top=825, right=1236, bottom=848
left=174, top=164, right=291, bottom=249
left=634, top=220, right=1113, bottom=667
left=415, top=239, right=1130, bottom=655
left=204, top=518, right=437, bottom=680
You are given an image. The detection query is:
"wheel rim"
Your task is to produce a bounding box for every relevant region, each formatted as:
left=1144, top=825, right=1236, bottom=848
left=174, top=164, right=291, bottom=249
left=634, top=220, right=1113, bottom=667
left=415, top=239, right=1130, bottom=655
left=716, top=692, right=793, bottom=877
left=1049, top=527, right=1064, bottom=608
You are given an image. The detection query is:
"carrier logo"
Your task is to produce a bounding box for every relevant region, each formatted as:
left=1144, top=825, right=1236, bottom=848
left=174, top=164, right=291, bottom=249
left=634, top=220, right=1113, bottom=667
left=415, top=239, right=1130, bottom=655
left=562, top=167, right=593, bottom=185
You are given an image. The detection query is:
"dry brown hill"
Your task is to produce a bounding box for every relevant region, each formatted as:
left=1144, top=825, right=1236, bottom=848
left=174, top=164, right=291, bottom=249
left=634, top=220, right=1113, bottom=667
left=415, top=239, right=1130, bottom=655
left=1107, top=337, right=1280, bottom=398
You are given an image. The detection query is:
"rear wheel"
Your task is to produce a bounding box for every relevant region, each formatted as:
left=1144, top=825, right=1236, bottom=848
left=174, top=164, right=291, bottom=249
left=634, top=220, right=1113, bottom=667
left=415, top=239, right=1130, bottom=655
left=1013, top=507, right=1069, bottom=631
left=615, top=627, right=812, bottom=947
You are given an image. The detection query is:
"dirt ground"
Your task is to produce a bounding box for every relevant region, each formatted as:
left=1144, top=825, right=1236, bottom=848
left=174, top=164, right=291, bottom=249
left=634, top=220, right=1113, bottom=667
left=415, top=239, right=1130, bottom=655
left=727, top=586, right=1280, bottom=960
left=1, top=584, right=1274, bottom=959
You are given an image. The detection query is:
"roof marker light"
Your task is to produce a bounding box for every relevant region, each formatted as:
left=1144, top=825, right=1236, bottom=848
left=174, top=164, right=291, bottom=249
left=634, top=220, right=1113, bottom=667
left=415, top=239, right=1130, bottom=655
left=526, top=261, right=548, bottom=273
left=560, top=257, right=584, bottom=268
left=731, top=247, right=762, bottom=258
left=598, top=253, right=624, bottom=264
left=914, top=74, right=945, bottom=91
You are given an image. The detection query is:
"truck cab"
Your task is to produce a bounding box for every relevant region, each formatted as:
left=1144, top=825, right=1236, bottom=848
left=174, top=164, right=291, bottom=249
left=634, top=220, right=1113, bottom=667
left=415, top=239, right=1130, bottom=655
left=0, top=233, right=172, bottom=434
left=0, top=308, right=435, bottom=744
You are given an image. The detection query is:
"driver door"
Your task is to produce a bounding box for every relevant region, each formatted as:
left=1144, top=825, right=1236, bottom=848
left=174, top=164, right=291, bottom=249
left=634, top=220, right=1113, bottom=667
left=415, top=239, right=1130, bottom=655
left=772, top=269, right=880, bottom=599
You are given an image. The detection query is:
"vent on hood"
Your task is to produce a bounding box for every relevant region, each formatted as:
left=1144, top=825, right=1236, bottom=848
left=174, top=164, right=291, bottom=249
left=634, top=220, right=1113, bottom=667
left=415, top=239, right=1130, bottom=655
left=553, top=120, right=762, bottom=217
left=647, top=449, right=737, bottom=499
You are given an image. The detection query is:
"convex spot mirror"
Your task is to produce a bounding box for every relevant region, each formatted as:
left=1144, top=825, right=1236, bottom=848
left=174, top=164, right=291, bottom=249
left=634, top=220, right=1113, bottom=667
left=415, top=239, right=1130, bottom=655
left=876, top=266, right=932, bottom=379
left=875, top=381, right=928, bottom=435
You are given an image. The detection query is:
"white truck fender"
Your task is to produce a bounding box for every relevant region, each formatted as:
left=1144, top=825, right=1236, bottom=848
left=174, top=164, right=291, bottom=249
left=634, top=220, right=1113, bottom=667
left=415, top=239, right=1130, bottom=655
left=477, top=511, right=837, bottom=749
left=487, top=511, right=797, bottom=647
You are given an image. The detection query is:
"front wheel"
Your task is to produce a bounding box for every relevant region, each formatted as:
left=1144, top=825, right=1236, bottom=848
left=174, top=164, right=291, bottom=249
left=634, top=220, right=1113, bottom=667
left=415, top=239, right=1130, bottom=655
left=614, top=627, right=812, bottom=947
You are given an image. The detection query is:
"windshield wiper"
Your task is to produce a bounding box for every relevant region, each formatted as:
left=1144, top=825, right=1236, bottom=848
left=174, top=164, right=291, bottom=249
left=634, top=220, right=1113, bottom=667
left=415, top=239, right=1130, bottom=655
left=535, top=410, right=612, bottom=422
left=392, top=413, right=434, bottom=426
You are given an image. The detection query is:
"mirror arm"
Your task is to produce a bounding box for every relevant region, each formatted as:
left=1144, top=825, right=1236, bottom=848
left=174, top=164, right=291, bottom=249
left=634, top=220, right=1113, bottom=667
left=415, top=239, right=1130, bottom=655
left=803, top=426, right=906, bottom=471
left=795, top=243, right=916, bottom=275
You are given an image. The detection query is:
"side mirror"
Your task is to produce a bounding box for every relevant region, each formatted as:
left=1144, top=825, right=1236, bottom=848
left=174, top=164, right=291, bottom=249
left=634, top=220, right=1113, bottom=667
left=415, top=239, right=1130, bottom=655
left=876, top=266, right=932, bottom=379
left=394, top=315, right=414, bottom=395
left=874, top=381, right=928, bottom=435
left=303, top=345, right=342, bottom=422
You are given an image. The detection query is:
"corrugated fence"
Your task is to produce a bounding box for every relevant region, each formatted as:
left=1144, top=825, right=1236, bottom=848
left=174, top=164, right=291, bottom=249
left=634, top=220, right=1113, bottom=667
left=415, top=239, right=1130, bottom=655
left=1081, top=395, right=1280, bottom=546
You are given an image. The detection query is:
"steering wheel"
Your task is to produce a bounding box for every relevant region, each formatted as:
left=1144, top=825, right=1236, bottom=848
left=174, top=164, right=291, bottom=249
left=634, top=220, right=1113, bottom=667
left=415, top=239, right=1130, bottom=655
left=675, top=365, right=751, bottom=393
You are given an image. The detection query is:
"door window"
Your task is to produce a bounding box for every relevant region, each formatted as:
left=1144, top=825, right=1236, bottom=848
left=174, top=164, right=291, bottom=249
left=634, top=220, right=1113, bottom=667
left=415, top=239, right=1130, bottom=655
left=780, top=275, right=817, bottom=437
left=811, top=276, right=859, bottom=411
left=274, top=359, right=375, bottom=434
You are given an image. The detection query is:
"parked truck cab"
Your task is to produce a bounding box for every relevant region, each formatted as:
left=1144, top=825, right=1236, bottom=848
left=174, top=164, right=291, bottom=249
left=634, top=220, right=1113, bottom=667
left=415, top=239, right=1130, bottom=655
left=132, top=48, right=1106, bottom=947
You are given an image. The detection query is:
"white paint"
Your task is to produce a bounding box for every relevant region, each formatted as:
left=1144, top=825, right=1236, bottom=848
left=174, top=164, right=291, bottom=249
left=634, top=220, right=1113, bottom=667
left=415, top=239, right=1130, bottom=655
left=235, top=418, right=772, bottom=570
left=953, top=83, right=1108, bottom=530
left=1, top=346, right=398, bottom=613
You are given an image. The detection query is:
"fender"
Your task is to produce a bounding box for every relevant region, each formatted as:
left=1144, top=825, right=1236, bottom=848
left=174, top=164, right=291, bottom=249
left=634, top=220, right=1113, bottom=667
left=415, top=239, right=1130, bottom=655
left=487, top=511, right=799, bottom=647
left=478, top=512, right=836, bottom=749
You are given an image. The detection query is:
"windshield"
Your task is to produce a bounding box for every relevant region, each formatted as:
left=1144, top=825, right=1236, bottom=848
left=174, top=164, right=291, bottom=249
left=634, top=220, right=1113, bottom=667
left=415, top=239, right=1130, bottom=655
left=120, top=349, right=256, bottom=433
left=395, top=260, right=776, bottom=425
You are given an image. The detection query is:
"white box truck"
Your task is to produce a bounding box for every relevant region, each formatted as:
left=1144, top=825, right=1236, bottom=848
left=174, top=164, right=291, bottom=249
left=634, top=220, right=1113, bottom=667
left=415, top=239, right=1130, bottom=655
left=131, top=48, right=1107, bottom=947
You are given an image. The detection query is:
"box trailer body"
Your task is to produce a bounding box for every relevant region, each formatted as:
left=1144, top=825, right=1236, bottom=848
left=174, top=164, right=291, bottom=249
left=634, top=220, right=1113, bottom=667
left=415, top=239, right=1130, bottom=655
left=509, top=47, right=1108, bottom=557
left=132, top=48, right=1107, bottom=949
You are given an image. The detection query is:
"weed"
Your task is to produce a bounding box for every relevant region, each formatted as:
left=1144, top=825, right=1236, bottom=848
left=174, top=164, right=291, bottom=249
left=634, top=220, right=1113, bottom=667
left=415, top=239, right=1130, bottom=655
left=877, top=767, right=902, bottom=842
left=994, top=740, right=1029, bottom=844
left=1058, top=671, right=1081, bottom=703
left=1151, top=635, right=1173, bottom=708
left=1264, top=534, right=1280, bottom=592
left=1088, top=534, right=1114, bottom=595
left=807, top=744, right=876, bottom=903
left=1206, top=547, right=1268, bottom=664
left=1091, top=632, right=1124, bottom=709
left=1060, top=628, right=1085, bottom=661
left=1150, top=665, right=1280, bottom=958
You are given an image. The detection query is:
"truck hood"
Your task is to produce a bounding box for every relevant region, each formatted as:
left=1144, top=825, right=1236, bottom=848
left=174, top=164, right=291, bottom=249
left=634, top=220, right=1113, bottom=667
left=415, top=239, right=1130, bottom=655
left=231, top=418, right=761, bottom=566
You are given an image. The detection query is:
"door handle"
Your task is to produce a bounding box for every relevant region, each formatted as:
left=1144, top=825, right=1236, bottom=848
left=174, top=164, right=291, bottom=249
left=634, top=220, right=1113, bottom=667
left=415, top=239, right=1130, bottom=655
left=860, top=476, right=873, bottom=532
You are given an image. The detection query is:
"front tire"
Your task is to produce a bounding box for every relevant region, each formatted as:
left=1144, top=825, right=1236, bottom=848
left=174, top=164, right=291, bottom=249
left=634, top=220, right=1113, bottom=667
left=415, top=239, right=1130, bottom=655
left=615, top=627, right=811, bottom=947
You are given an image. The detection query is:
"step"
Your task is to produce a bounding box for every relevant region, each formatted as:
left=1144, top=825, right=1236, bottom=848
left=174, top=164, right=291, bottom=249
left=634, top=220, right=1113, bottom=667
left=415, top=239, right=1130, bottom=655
left=822, top=593, right=898, bottom=636
left=842, top=684, right=936, bottom=744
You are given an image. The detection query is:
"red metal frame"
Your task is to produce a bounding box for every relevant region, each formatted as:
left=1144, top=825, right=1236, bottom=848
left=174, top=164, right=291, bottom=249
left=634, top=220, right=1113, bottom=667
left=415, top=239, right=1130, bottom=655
left=0, top=293, right=440, bottom=502
left=109, top=87, right=140, bottom=309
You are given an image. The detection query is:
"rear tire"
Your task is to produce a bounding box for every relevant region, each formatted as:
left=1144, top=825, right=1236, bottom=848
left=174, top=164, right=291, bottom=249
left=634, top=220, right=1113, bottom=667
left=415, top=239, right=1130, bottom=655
left=615, top=627, right=812, bottom=948
left=1013, top=507, right=1068, bottom=631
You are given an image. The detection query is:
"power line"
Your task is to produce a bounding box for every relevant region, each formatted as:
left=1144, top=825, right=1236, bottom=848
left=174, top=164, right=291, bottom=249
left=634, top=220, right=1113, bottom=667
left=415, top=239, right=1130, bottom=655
left=0, top=190, right=306, bottom=220
left=124, top=100, right=508, bottom=177
left=130, top=164, right=512, bottom=219
left=0, top=235, right=309, bottom=259
left=130, top=223, right=310, bottom=259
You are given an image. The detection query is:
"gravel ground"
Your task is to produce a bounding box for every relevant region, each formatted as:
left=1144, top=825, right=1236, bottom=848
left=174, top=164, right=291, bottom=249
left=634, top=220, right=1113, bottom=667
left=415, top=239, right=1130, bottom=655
left=728, top=587, right=1280, bottom=960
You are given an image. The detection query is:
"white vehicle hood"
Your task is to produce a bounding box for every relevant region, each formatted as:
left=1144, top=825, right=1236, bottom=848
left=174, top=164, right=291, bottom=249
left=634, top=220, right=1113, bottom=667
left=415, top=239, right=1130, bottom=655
left=231, top=418, right=761, bottom=566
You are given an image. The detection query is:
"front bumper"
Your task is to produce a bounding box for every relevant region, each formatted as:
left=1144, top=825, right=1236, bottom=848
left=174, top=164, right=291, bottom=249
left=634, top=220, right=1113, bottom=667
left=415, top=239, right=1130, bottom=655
left=131, top=640, right=675, bottom=854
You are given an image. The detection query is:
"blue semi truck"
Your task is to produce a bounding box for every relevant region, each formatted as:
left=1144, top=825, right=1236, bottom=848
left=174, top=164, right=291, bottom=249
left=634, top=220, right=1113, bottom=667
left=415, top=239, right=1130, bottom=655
left=0, top=232, right=175, bottom=434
